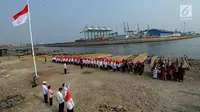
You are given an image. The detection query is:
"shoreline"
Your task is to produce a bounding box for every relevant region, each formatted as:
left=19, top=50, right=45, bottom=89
left=43, top=36, right=200, bottom=47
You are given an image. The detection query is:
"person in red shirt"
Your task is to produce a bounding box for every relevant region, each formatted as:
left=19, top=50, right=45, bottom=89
left=60, top=56, right=63, bottom=64
left=134, top=62, right=138, bottom=74
left=113, top=60, right=117, bottom=72
left=121, top=59, right=125, bottom=73
left=108, top=59, right=112, bottom=70
left=139, top=62, right=145, bottom=75
left=127, top=62, right=131, bottom=73
left=116, top=61, right=119, bottom=71
left=163, top=70, right=167, bottom=81
left=80, top=58, right=83, bottom=69
left=170, top=63, right=176, bottom=81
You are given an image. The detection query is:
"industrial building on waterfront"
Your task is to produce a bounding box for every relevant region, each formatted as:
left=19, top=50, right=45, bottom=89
left=80, top=26, right=112, bottom=40
left=138, top=29, right=180, bottom=37
left=77, top=22, right=196, bottom=42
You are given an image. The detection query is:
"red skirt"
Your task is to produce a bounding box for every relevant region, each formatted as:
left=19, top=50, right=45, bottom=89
left=163, top=72, right=167, bottom=77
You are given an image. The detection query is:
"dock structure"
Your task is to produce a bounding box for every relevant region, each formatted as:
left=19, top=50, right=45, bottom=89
left=0, top=48, right=8, bottom=57
left=80, top=26, right=112, bottom=40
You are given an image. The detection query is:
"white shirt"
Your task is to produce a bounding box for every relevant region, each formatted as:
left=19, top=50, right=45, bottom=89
left=42, top=85, right=48, bottom=95
left=56, top=91, right=64, bottom=104
left=63, top=87, right=68, bottom=99
left=100, top=61, right=103, bottom=66
left=105, top=62, right=107, bottom=67
left=88, top=60, right=91, bottom=64
left=64, top=64, right=67, bottom=69
left=153, top=69, right=158, bottom=79
left=94, top=60, right=96, bottom=65
left=108, top=62, right=110, bottom=66
left=113, top=63, right=116, bottom=69
left=66, top=98, right=75, bottom=110
left=86, top=59, right=88, bottom=64
left=118, top=63, right=121, bottom=68
left=91, top=60, right=93, bottom=64
left=111, top=62, right=113, bottom=67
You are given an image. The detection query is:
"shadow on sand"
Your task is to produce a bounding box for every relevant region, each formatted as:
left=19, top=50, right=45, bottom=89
left=33, top=94, right=58, bottom=112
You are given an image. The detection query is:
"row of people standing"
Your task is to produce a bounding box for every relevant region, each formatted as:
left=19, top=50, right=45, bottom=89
left=152, top=62, right=185, bottom=82
left=52, top=56, right=145, bottom=75
left=42, top=81, right=75, bottom=112
left=52, top=56, right=122, bottom=70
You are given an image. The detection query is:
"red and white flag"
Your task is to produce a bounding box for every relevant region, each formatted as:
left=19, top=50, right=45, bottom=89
left=65, top=91, right=75, bottom=110
left=12, top=4, right=28, bottom=26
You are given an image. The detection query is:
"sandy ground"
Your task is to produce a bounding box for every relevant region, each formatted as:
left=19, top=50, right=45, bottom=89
left=0, top=56, right=200, bottom=112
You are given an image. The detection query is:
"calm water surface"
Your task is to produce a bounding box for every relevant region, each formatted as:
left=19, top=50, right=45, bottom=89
left=42, top=37, right=200, bottom=59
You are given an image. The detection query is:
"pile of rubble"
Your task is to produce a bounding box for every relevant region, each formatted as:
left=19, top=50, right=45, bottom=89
left=188, top=59, right=200, bottom=73
left=0, top=94, right=25, bottom=111
left=99, top=104, right=127, bottom=112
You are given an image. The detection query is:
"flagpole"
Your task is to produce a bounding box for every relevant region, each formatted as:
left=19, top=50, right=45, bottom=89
left=27, top=0, right=38, bottom=86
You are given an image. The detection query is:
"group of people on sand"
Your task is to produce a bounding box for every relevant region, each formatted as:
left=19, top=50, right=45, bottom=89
left=51, top=56, right=145, bottom=75
left=42, top=81, right=75, bottom=112
left=151, top=62, right=185, bottom=82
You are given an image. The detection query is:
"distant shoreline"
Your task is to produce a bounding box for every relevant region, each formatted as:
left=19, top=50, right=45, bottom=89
left=43, top=36, right=200, bottom=47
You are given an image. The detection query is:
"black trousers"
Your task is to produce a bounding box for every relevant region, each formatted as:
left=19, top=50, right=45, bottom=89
left=59, top=102, right=64, bottom=112
left=129, top=68, right=133, bottom=72
left=107, top=66, right=110, bottom=70
left=117, top=67, right=120, bottom=71
left=64, top=68, right=67, bottom=74
left=44, top=94, right=48, bottom=103
left=80, top=64, right=83, bottom=69
left=178, top=74, right=184, bottom=82
left=122, top=66, right=125, bottom=73
left=67, top=108, right=74, bottom=112
left=49, top=97, right=53, bottom=106
left=134, top=68, right=137, bottom=74
left=113, top=68, right=116, bottom=72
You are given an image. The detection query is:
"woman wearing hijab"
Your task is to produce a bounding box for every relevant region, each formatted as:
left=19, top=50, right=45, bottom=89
left=153, top=67, right=158, bottom=79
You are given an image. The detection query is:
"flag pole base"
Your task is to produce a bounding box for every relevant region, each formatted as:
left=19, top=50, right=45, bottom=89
left=32, top=76, right=38, bottom=88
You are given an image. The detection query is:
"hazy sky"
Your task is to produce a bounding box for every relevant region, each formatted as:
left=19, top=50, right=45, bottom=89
left=0, top=0, right=199, bottom=44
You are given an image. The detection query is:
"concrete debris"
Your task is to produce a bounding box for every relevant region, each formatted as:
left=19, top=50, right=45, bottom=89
left=0, top=94, right=25, bottom=110
left=99, top=104, right=127, bottom=112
